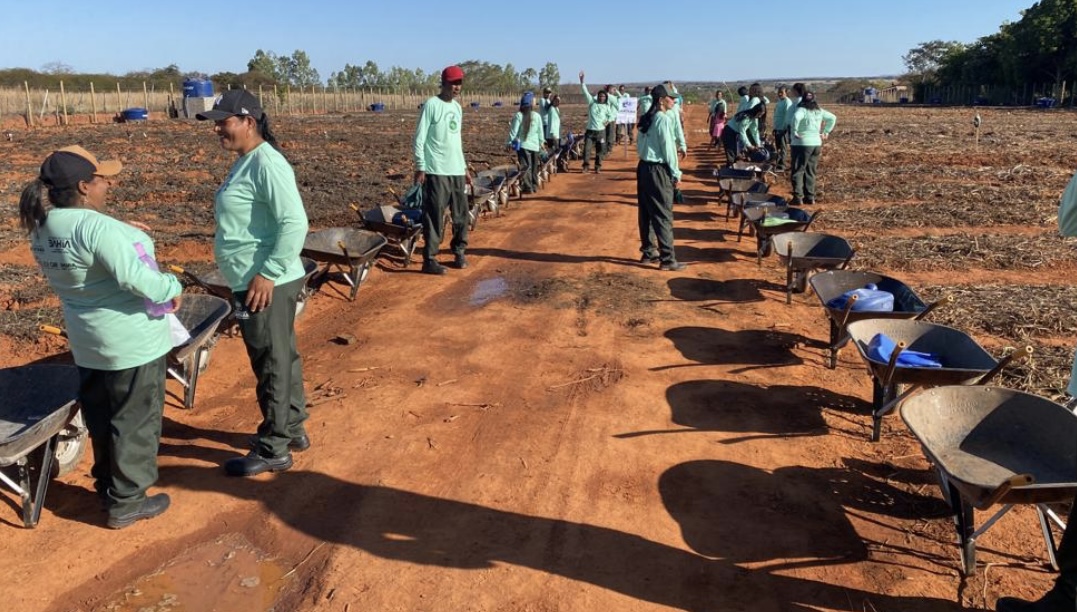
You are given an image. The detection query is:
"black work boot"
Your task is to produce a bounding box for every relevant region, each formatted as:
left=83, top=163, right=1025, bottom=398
left=107, top=493, right=171, bottom=529
left=453, top=253, right=468, bottom=269
left=422, top=260, right=447, bottom=275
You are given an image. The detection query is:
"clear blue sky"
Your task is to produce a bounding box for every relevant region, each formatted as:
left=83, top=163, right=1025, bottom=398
left=0, top=0, right=1033, bottom=83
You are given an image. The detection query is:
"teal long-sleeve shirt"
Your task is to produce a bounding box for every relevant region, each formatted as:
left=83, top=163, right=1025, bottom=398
left=413, top=96, right=467, bottom=176
left=790, top=107, right=838, bottom=147
left=637, top=111, right=682, bottom=182
left=638, top=95, right=653, bottom=117
left=581, top=83, right=612, bottom=131
left=507, top=110, right=545, bottom=152
left=30, top=208, right=182, bottom=370
left=773, top=97, right=794, bottom=131
left=668, top=103, right=687, bottom=152
left=545, top=106, right=561, bottom=140
left=215, top=142, right=309, bottom=292
left=727, top=113, right=755, bottom=149
left=746, top=96, right=770, bottom=146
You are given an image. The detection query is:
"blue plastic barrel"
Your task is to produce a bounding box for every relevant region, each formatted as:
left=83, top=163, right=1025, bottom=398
left=369, top=102, right=385, bottom=112
left=469, top=101, right=480, bottom=108
left=492, top=101, right=503, bottom=107
left=899, top=97, right=909, bottom=104
left=182, top=78, right=214, bottom=98
left=122, top=108, right=149, bottom=121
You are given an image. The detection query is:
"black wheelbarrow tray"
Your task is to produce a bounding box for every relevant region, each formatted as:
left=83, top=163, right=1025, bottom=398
left=172, top=257, right=319, bottom=323
left=0, top=364, right=81, bottom=527
left=301, top=228, right=388, bottom=301
left=714, top=168, right=768, bottom=220
left=749, top=206, right=820, bottom=265
left=471, top=169, right=509, bottom=218
left=169, top=294, right=232, bottom=410
left=353, top=204, right=423, bottom=267
left=902, top=385, right=1077, bottom=575
left=809, top=270, right=953, bottom=369
left=844, top=318, right=1028, bottom=442
left=770, top=231, right=853, bottom=303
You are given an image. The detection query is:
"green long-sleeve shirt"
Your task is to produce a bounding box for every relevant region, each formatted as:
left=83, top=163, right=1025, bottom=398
left=773, top=97, right=794, bottom=131
left=215, top=142, right=309, bottom=292
left=545, top=106, right=561, bottom=140
left=581, top=83, right=612, bottom=131
left=790, top=107, right=837, bottom=147
left=727, top=113, right=755, bottom=149
left=668, top=103, right=686, bottom=152
left=30, top=208, right=182, bottom=370
left=709, top=98, right=728, bottom=117
left=507, top=110, right=545, bottom=152
left=638, top=94, right=653, bottom=116
left=413, top=96, right=467, bottom=176
left=636, top=111, right=682, bottom=181
left=746, top=96, right=769, bottom=146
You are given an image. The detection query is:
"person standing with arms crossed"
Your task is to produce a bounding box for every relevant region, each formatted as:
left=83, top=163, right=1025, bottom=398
left=635, top=84, right=686, bottom=272
left=20, top=146, right=183, bottom=527
left=197, top=89, right=311, bottom=477
left=579, top=71, right=612, bottom=173
left=414, top=65, right=470, bottom=274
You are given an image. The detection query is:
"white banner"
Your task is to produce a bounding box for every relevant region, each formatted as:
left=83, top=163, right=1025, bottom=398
left=617, top=97, right=637, bottom=124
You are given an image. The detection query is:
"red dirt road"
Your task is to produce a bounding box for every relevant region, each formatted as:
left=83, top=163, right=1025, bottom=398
left=1, top=105, right=1060, bottom=611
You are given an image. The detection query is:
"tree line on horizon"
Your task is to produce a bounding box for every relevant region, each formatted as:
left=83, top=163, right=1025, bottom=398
left=903, top=0, right=1077, bottom=98
left=0, top=50, right=562, bottom=95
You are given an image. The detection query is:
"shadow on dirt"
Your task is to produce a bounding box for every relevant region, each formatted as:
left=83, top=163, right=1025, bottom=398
left=613, top=379, right=869, bottom=442
left=656, top=326, right=818, bottom=372
left=674, top=210, right=720, bottom=223
left=467, top=247, right=639, bottom=267
left=144, top=463, right=979, bottom=612
left=666, top=277, right=786, bottom=304
left=673, top=226, right=731, bottom=243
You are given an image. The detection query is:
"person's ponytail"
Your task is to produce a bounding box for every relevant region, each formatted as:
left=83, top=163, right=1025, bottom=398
left=18, top=179, right=48, bottom=234
left=257, top=114, right=281, bottom=152
left=638, top=98, right=661, bottom=134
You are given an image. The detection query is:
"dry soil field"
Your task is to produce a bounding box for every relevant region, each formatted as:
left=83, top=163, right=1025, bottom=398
left=0, top=102, right=1075, bottom=611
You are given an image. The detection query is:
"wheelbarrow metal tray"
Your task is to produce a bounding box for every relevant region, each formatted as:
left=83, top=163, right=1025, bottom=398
left=302, top=228, right=388, bottom=266
left=902, top=385, right=1077, bottom=509
left=810, top=270, right=927, bottom=322
left=0, top=365, right=79, bottom=466
left=845, top=319, right=996, bottom=386
left=194, top=258, right=318, bottom=298
left=719, top=178, right=766, bottom=195
left=171, top=294, right=231, bottom=365
left=772, top=232, right=854, bottom=269
left=715, top=167, right=754, bottom=181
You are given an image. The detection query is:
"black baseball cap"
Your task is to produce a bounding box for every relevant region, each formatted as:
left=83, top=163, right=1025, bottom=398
left=650, top=84, right=675, bottom=100
left=40, top=145, right=122, bottom=190
left=196, top=89, right=265, bottom=121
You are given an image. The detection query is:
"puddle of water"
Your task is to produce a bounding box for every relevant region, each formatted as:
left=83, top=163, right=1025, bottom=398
left=102, top=532, right=289, bottom=612
left=469, top=276, right=509, bottom=306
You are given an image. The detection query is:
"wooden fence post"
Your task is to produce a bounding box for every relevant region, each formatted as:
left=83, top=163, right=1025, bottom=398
left=59, top=80, right=69, bottom=126
left=24, top=81, right=33, bottom=127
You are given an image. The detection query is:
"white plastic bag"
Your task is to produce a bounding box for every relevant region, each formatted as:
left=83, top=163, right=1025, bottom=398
left=167, top=313, right=191, bottom=347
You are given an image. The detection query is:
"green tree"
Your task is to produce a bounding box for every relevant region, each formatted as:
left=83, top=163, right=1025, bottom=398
left=520, top=67, right=538, bottom=88
left=247, top=49, right=282, bottom=82
left=902, top=40, right=966, bottom=87
left=1006, top=0, right=1077, bottom=90
left=538, top=62, right=560, bottom=91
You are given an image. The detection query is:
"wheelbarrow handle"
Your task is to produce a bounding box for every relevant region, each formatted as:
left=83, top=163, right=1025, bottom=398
left=38, top=324, right=67, bottom=339
left=981, top=473, right=1036, bottom=508
left=167, top=264, right=215, bottom=294
left=976, top=345, right=1034, bottom=386
left=838, top=293, right=859, bottom=328
left=882, top=341, right=907, bottom=388
left=914, top=294, right=955, bottom=321
left=349, top=203, right=359, bottom=212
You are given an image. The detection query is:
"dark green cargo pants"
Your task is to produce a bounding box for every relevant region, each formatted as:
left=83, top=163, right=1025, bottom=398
left=235, top=276, right=308, bottom=457
left=78, top=354, right=166, bottom=517
left=421, top=174, right=469, bottom=262
left=637, top=160, right=678, bottom=265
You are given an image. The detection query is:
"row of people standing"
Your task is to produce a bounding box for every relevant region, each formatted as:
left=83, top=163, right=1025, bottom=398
left=713, top=82, right=837, bottom=205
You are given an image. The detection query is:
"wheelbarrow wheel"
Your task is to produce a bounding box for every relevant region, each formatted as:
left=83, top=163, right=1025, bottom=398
left=51, top=409, right=88, bottom=477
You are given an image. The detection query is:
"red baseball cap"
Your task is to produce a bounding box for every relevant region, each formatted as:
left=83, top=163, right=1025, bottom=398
left=442, top=65, right=465, bottom=83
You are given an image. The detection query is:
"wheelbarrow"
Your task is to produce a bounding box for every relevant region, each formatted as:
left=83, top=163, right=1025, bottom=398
left=845, top=318, right=1030, bottom=441
left=470, top=169, right=510, bottom=220
left=353, top=204, right=423, bottom=267
left=902, top=385, right=1077, bottom=575
left=715, top=168, right=767, bottom=220
left=169, top=294, right=232, bottom=410
left=169, top=258, right=319, bottom=328
left=770, top=231, right=853, bottom=303
left=301, top=228, right=388, bottom=301
left=735, top=193, right=787, bottom=241
left=39, top=294, right=231, bottom=410
left=748, top=206, right=820, bottom=264
left=809, top=270, right=953, bottom=369
left=732, top=160, right=775, bottom=180
left=485, top=164, right=523, bottom=205
left=0, top=364, right=82, bottom=527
